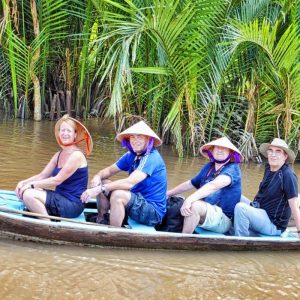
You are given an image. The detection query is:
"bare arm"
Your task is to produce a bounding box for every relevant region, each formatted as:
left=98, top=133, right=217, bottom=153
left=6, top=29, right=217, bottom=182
left=167, top=180, right=194, bottom=197
left=186, top=174, right=231, bottom=203
left=90, top=164, right=121, bottom=187
left=81, top=169, right=147, bottom=202
left=15, top=152, right=59, bottom=197
left=17, top=152, right=86, bottom=199
left=181, top=174, right=231, bottom=216
left=288, top=196, right=300, bottom=238
left=105, top=170, right=147, bottom=191
left=33, top=151, right=86, bottom=188
left=17, top=152, right=59, bottom=184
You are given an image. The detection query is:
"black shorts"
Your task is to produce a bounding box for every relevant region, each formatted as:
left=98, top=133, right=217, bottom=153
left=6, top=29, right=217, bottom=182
left=45, top=190, right=84, bottom=218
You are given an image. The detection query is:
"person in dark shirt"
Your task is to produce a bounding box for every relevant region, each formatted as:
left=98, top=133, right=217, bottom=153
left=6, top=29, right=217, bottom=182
left=15, top=115, right=93, bottom=219
left=234, top=138, right=300, bottom=237
left=167, top=137, right=243, bottom=234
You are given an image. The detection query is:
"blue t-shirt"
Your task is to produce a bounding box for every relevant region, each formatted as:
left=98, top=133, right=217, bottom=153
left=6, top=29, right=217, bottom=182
left=53, top=166, right=88, bottom=203
left=190, top=162, right=241, bottom=218
left=116, top=149, right=167, bottom=218
left=255, top=163, right=298, bottom=231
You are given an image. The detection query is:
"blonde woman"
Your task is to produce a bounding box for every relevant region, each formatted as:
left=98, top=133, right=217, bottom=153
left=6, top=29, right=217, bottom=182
left=15, top=115, right=93, bottom=219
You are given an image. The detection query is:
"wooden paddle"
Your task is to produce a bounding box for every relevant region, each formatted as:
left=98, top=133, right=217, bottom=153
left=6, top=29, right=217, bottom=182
left=0, top=206, right=117, bottom=228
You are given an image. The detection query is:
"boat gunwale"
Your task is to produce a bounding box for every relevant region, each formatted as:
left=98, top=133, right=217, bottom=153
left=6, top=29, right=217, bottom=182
left=1, top=210, right=300, bottom=251
left=1, top=189, right=300, bottom=251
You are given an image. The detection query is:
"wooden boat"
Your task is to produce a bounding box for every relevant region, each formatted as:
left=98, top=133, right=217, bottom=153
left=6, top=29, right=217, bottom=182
left=0, top=189, right=299, bottom=251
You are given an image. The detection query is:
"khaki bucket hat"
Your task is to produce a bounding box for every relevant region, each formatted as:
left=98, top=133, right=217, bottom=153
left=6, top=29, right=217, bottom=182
left=259, top=138, right=295, bottom=163
left=55, top=114, right=93, bottom=156
left=116, top=121, right=162, bottom=147
left=200, top=137, right=243, bottom=162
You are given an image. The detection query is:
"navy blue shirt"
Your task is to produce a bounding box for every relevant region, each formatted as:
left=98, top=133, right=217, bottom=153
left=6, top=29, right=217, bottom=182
left=255, top=163, right=298, bottom=231
left=191, top=162, right=242, bottom=218
left=116, top=149, right=167, bottom=218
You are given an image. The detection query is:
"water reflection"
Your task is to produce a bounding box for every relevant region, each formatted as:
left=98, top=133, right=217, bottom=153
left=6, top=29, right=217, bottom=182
left=0, top=118, right=300, bottom=299
left=0, top=238, right=300, bottom=299
left=1, top=118, right=299, bottom=196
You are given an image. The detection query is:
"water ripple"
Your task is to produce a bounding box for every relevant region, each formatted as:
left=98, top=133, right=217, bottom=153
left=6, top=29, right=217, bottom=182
left=0, top=119, right=300, bottom=299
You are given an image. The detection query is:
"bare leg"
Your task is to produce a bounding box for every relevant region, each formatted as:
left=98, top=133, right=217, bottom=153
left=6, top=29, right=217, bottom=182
left=96, top=179, right=112, bottom=222
left=22, top=189, right=49, bottom=220
left=109, top=190, right=131, bottom=227
left=96, top=193, right=110, bottom=222
left=182, top=201, right=207, bottom=234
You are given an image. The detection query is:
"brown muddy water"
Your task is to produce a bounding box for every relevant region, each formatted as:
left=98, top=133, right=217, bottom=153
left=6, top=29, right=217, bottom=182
left=0, top=118, right=299, bottom=299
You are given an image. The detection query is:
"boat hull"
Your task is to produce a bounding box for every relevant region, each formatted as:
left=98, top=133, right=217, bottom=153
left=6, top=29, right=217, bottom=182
left=0, top=190, right=299, bottom=251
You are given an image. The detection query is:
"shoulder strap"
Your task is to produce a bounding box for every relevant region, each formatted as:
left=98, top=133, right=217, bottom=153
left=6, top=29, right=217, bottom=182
left=56, top=151, right=62, bottom=167
left=56, top=149, right=86, bottom=167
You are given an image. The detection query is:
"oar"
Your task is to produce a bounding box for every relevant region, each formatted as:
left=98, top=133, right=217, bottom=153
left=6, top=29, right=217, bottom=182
left=0, top=206, right=117, bottom=228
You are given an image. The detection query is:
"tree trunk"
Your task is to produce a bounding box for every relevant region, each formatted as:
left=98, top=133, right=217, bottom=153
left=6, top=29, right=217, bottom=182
left=66, top=91, right=72, bottom=116
left=32, top=74, right=41, bottom=120
left=65, top=48, right=72, bottom=116
left=56, top=94, right=61, bottom=118
left=50, top=94, right=57, bottom=121
left=30, top=0, right=41, bottom=121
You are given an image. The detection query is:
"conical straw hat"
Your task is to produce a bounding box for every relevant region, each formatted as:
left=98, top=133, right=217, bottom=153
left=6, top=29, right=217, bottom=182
left=116, top=121, right=162, bottom=147
left=55, top=114, right=93, bottom=156
left=200, top=137, right=243, bottom=161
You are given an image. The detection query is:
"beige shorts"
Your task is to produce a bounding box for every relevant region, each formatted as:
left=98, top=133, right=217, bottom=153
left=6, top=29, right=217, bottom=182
left=199, top=203, right=232, bottom=233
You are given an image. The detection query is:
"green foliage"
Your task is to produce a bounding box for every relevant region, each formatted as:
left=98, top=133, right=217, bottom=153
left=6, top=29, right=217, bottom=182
left=0, top=0, right=299, bottom=160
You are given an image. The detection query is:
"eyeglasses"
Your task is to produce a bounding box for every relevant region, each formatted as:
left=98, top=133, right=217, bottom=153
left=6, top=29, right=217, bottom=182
left=267, top=149, right=284, bottom=156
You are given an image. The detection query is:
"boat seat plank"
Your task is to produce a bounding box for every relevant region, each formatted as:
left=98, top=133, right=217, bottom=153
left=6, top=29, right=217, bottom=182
left=82, top=208, right=157, bottom=232
left=257, top=232, right=297, bottom=238
left=56, top=206, right=98, bottom=223
left=86, top=198, right=97, bottom=204
left=12, top=203, right=25, bottom=211
left=84, top=208, right=98, bottom=214
left=71, top=213, right=86, bottom=222
left=194, top=227, right=225, bottom=236
left=127, top=217, right=156, bottom=232
left=5, top=201, right=24, bottom=211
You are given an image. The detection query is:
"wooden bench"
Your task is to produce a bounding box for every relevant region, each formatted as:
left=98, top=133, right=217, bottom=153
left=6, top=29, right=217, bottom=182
left=80, top=206, right=157, bottom=232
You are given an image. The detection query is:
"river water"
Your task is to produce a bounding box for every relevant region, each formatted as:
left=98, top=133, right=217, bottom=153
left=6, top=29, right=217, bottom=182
left=0, top=118, right=299, bottom=299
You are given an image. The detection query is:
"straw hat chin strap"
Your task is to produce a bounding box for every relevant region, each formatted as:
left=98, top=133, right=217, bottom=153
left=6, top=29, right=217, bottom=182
left=58, top=132, right=91, bottom=153
left=203, top=150, right=241, bottom=164
left=122, top=137, right=154, bottom=156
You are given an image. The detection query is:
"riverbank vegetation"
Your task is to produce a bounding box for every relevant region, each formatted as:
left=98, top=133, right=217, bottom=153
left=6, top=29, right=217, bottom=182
left=0, top=0, right=299, bottom=160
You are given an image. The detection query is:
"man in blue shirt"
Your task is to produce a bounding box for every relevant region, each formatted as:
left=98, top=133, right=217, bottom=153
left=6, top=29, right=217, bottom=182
left=234, top=138, right=300, bottom=237
left=167, top=137, right=243, bottom=234
left=81, top=121, right=167, bottom=227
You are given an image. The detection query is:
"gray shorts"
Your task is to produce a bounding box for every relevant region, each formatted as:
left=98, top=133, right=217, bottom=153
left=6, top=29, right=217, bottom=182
left=199, top=203, right=232, bottom=233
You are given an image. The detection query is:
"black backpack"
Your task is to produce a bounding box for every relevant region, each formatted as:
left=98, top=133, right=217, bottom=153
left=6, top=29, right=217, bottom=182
left=156, top=196, right=184, bottom=232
